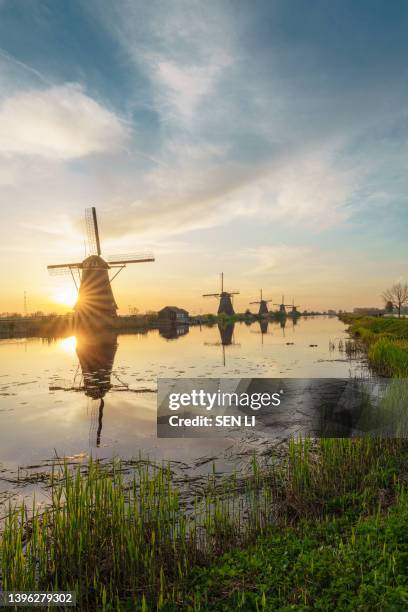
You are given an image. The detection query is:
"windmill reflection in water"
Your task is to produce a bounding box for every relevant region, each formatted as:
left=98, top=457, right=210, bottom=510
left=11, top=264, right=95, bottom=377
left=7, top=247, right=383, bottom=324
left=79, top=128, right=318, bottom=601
left=204, top=323, right=240, bottom=366
left=50, top=330, right=125, bottom=447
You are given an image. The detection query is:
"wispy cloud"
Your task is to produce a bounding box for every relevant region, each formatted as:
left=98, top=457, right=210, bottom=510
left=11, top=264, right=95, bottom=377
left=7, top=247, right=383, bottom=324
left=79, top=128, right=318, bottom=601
left=0, top=83, right=128, bottom=159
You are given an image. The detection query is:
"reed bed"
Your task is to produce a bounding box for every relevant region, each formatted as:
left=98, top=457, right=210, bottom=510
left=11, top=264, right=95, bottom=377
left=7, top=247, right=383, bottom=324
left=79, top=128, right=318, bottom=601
left=340, top=315, right=408, bottom=377
left=1, top=437, right=407, bottom=610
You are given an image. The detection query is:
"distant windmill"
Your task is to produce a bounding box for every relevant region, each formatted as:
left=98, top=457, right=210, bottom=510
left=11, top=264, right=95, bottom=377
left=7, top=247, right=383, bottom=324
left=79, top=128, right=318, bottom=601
left=47, top=207, right=154, bottom=326
left=250, top=289, right=272, bottom=316
left=274, top=295, right=287, bottom=315
left=286, top=298, right=300, bottom=315
left=202, top=273, right=239, bottom=316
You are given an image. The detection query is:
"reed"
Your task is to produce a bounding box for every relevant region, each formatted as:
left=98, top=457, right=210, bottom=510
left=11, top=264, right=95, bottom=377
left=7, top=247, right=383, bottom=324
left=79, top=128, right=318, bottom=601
left=340, top=315, right=408, bottom=376
left=1, top=436, right=407, bottom=609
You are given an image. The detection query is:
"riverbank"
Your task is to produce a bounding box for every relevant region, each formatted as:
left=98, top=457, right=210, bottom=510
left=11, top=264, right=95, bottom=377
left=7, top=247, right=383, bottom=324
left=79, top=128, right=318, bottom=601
left=1, top=437, right=408, bottom=609
left=340, top=314, right=408, bottom=376
left=0, top=311, right=303, bottom=340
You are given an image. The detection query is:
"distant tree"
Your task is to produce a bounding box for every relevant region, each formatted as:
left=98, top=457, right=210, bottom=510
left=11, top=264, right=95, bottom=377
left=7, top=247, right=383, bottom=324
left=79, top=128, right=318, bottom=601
left=382, top=283, right=408, bottom=318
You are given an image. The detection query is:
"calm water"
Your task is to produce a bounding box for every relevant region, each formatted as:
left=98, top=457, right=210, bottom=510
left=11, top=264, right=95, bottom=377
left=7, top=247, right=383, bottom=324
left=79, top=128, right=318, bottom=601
left=0, top=316, right=364, bottom=487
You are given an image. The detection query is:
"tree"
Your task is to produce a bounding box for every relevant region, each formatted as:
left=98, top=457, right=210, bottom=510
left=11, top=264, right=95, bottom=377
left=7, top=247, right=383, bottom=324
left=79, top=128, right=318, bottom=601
left=382, top=282, right=408, bottom=318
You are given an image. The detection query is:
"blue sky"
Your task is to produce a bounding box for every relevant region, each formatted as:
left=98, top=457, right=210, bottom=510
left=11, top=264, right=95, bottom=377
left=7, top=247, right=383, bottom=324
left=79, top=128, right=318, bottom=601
left=0, top=0, right=407, bottom=313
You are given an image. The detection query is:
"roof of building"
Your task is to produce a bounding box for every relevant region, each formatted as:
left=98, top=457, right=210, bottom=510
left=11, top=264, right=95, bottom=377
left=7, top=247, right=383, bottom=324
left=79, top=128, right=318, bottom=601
left=159, top=306, right=189, bottom=315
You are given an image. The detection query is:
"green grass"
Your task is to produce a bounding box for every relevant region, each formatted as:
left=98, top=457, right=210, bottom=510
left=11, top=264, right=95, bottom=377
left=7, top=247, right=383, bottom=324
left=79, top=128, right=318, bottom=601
left=2, top=439, right=408, bottom=610
left=189, top=489, right=408, bottom=610
left=340, top=315, right=408, bottom=376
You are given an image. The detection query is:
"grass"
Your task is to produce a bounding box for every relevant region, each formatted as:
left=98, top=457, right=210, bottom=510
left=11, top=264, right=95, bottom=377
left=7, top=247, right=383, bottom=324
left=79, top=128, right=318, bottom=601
left=188, top=488, right=408, bottom=610
left=2, top=438, right=408, bottom=610
left=340, top=315, right=408, bottom=377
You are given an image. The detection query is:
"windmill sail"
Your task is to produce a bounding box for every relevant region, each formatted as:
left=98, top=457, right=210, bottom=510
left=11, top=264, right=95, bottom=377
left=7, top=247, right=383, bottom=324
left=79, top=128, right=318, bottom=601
left=106, top=253, right=155, bottom=265
left=85, top=207, right=101, bottom=256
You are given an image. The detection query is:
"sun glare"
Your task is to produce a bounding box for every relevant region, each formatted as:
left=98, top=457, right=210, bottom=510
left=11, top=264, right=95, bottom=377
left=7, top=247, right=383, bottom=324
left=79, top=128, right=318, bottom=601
left=53, top=286, right=78, bottom=308
left=59, top=336, right=77, bottom=353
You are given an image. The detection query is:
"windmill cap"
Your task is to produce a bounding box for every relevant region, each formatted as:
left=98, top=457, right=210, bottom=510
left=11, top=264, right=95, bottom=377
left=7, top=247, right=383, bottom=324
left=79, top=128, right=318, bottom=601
left=82, top=255, right=109, bottom=269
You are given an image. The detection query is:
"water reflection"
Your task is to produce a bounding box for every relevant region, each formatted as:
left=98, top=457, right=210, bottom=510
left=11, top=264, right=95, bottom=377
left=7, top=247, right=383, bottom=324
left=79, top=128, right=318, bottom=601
left=204, top=323, right=239, bottom=365
left=158, top=323, right=189, bottom=340
left=76, top=331, right=118, bottom=447
left=0, top=317, right=369, bottom=474
left=50, top=331, right=120, bottom=448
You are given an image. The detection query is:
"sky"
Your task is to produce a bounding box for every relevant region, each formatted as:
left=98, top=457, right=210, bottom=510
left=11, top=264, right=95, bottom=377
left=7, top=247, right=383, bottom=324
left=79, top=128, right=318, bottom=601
left=0, top=0, right=407, bottom=315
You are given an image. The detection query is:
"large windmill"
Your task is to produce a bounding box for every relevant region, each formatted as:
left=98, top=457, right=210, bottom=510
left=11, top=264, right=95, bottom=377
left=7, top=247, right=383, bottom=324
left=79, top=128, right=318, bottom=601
left=250, top=289, right=272, bottom=316
left=202, top=273, right=239, bottom=316
left=47, top=207, right=154, bottom=326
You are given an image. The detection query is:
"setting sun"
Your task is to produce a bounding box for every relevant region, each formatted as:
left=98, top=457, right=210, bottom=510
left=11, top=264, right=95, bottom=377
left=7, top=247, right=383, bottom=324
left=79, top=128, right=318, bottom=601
left=52, top=286, right=78, bottom=308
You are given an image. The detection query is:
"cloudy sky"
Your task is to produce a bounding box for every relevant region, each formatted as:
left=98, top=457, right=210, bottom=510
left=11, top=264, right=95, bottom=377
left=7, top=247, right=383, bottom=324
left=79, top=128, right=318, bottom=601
left=0, top=0, right=407, bottom=314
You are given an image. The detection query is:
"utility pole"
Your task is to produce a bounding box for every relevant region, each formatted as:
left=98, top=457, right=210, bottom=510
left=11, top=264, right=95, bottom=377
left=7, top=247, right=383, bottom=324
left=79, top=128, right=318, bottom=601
left=24, top=291, right=28, bottom=317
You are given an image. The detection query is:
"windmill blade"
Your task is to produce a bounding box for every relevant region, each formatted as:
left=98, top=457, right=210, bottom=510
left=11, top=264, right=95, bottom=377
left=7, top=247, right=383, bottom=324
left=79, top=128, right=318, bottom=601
left=229, top=291, right=240, bottom=295
left=48, top=267, right=74, bottom=276
left=202, top=293, right=220, bottom=297
left=47, top=263, right=83, bottom=275
left=106, top=252, right=155, bottom=265
left=85, top=207, right=101, bottom=256
left=249, top=301, right=260, bottom=304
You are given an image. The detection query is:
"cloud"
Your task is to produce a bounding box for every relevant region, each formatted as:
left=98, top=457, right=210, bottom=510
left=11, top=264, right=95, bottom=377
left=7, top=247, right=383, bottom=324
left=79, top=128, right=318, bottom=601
left=0, top=83, right=128, bottom=159
left=154, top=50, right=232, bottom=121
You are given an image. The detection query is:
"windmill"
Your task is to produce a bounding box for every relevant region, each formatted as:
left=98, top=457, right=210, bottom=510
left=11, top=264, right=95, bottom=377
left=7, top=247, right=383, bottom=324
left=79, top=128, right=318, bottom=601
left=250, top=289, right=272, bottom=317
left=274, top=295, right=287, bottom=315
left=47, top=207, right=154, bottom=327
left=202, top=273, right=239, bottom=316
left=286, top=298, right=300, bottom=316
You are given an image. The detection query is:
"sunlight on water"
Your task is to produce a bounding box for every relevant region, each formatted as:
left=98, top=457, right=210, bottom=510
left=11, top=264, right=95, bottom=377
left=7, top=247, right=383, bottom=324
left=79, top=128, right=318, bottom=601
left=58, top=335, right=77, bottom=353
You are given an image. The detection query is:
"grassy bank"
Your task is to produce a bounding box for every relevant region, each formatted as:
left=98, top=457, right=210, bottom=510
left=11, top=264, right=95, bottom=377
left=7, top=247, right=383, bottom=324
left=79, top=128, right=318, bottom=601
left=2, top=438, right=408, bottom=610
left=340, top=315, right=408, bottom=377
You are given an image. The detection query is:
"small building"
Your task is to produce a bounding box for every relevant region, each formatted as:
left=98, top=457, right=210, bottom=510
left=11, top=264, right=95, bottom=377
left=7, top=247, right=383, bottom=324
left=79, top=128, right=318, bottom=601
left=158, top=306, right=189, bottom=324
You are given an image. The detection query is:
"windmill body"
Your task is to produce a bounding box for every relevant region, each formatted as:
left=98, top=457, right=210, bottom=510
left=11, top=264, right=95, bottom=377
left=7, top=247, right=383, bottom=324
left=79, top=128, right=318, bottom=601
left=274, top=295, right=287, bottom=315
left=218, top=292, right=235, bottom=315
left=47, top=208, right=154, bottom=327
left=285, top=298, right=300, bottom=316
left=250, top=289, right=271, bottom=317
left=77, top=255, right=118, bottom=320
left=203, top=273, right=239, bottom=316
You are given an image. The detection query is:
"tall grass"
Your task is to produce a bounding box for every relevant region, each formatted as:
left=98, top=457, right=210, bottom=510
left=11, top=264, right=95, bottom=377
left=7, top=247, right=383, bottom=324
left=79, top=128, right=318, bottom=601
left=340, top=316, right=408, bottom=376
left=368, top=338, right=408, bottom=377
left=2, top=438, right=407, bottom=610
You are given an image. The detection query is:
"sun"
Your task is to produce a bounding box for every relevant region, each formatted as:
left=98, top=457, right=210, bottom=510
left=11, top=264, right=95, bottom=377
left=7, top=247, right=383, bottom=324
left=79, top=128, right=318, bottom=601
left=53, top=286, right=78, bottom=308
